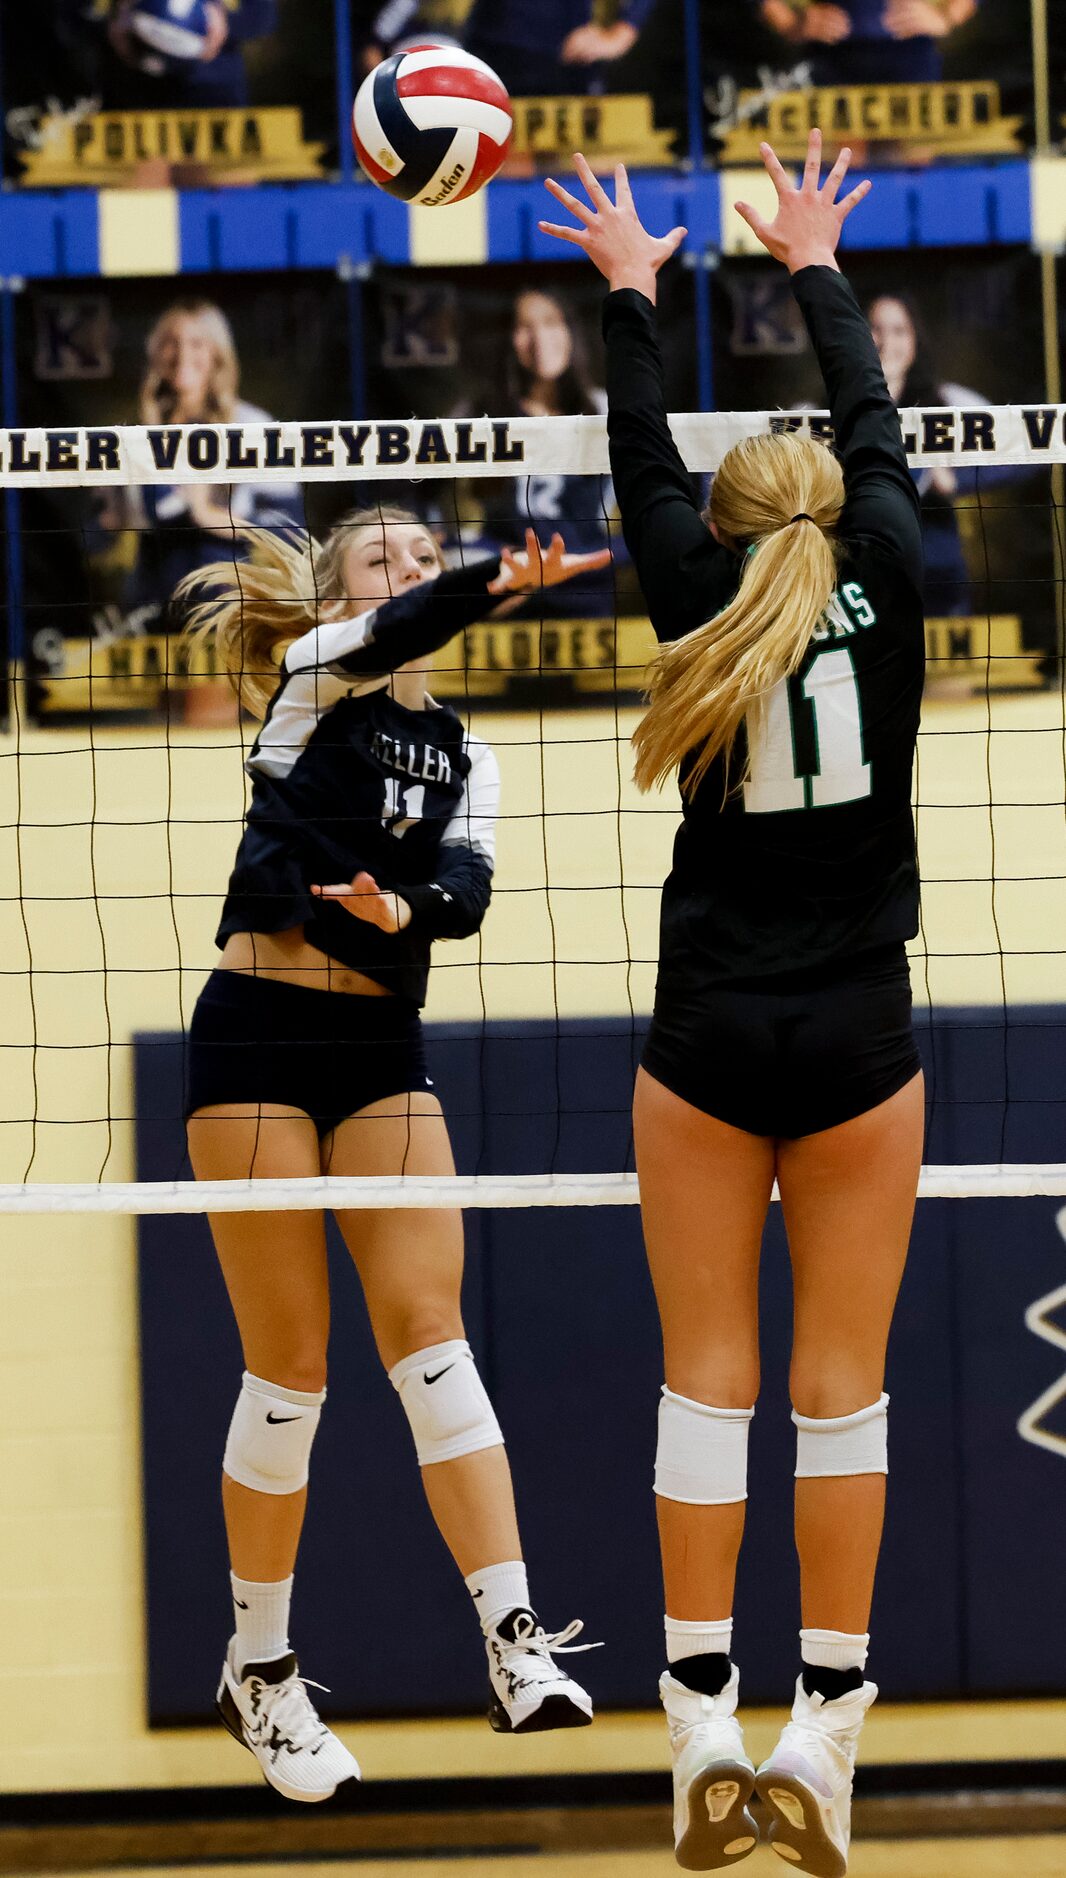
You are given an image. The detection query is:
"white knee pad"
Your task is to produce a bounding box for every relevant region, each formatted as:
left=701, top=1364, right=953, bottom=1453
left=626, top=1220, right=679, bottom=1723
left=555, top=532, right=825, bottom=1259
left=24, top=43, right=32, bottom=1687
left=793, top=1393, right=889, bottom=1479
left=389, top=1339, right=503, bottom=1467
left=223, top=1371, right=325, bottom=1496
left=654, top=1386, right=755, bottom=1505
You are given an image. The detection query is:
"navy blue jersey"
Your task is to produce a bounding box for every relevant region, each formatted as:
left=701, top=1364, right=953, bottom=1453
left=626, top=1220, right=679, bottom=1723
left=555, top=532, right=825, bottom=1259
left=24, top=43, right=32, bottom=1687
left=464, top=0, right=655, bottom=59
left=603, top=268, right=925, bottom=986
left=217, top=560, right=502, bottom=1003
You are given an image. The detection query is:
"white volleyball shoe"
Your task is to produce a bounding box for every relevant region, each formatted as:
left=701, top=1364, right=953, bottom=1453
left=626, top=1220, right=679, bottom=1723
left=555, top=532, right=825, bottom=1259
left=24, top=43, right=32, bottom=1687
left=485, top=1607, right=596, bottom=1733
left=216, top=1642, right=361, bottom=1802
left=660, top=1665, right=759, bottom=1869
left=756, top=1675, right=878, bottom=1875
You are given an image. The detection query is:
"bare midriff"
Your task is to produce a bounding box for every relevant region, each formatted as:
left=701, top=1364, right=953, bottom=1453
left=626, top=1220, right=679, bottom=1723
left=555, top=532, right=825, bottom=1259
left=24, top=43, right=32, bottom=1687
left=218, top=927, right=394, bottom=997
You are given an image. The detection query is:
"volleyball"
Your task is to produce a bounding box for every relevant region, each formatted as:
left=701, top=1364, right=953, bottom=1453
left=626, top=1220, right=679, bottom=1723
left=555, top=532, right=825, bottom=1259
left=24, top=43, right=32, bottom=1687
left=127, top=0, right=213, bottom=63
left=353, top=46, right=513, bottom=209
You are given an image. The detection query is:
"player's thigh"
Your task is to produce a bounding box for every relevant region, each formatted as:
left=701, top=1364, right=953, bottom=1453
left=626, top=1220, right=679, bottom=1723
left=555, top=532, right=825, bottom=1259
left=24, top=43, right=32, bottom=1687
left=633, top=1067, right=774, bottom=1404
left=777, top=1071, right=924, bottom=1416
left=326, top=1093, right=466, bottom=1371
left=187, top=1103, right=331, bottom=1387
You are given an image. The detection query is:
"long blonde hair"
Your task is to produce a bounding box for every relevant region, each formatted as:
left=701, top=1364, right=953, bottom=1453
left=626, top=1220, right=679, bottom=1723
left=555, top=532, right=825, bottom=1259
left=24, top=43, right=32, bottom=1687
left=632, top=432, right=845, bottom=799
left=140, top=299, right=239, bottom=425
left=177, top=506, right=445, bottom=718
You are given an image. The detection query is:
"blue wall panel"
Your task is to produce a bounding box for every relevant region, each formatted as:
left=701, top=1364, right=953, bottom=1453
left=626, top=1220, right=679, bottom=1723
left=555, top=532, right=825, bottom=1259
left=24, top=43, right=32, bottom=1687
left=837, top=161, right=1031, bottom=253
left=0, top=161, right=1034, bottom=283
left=487, top=172, right=720, bottom=266
left=178, top=183, right=411, bottom=273
left=136, top=1007, right=1066, bottom=1725
left=0, top=189, right=99, bottom=281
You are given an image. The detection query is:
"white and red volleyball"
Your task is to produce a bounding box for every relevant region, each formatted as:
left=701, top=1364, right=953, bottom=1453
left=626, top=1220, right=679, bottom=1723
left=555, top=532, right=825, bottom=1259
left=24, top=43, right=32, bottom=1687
left=354, top=46, right=512, bottom=209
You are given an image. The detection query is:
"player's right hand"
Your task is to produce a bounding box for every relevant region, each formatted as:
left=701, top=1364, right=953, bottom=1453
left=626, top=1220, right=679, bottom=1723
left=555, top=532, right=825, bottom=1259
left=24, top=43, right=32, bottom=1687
left=489, top=528, right=612, bottom=595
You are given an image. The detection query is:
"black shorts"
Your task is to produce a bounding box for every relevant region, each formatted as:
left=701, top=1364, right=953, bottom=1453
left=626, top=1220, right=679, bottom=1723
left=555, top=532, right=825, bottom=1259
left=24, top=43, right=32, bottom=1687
left=642, top=944, right=922, bottom=1140
left=185, top=970, right=432, bottom=1139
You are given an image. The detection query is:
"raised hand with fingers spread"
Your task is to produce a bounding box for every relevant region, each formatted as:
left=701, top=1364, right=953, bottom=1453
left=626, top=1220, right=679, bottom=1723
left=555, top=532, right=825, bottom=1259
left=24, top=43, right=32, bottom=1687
left=539, top=152, right=686, bottom=301
left=488, top=526, right=612, bottom=597
left=735, top=127, right=871, bottom=275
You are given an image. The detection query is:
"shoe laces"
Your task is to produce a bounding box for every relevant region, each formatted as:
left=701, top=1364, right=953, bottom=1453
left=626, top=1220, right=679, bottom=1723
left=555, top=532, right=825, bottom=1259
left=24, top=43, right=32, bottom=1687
left=494, top=1612, right=601, bottom=1682
left=248, top=1668, right=329, bottom=1753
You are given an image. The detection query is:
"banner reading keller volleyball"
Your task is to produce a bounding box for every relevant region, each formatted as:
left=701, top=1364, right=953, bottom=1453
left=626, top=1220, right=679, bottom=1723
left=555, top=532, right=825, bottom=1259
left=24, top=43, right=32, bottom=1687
left=5, top=408, right=1066, bottom=485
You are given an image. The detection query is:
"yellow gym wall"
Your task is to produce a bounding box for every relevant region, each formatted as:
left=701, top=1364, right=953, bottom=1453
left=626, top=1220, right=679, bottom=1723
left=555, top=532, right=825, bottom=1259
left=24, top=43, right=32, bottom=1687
left=1, top=688, right=1065, bottom=1794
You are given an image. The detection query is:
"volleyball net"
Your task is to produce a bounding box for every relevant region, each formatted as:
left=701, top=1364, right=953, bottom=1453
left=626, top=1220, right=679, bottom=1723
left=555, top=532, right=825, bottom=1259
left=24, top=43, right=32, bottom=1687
left=0, top=405, right=1064, bottom=1209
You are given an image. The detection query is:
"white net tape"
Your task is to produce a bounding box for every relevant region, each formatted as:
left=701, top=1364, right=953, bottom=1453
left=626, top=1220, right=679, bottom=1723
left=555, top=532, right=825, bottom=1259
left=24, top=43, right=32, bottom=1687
left=3, top=406, right=1066, bottom=489
left=0, top=1166, right=1063, bottom=1214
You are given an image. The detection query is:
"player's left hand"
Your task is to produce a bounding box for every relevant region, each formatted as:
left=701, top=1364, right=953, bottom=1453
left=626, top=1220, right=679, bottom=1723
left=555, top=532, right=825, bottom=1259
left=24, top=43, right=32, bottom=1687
left=735, top=128, right=871, bottom=274
left=540, top=154, right=686, bottom=301
left=310, top=871, right=412, bottom=932
left=201, top=2, right=230, bottom=61
left=488, top=528, right=612, bottom=595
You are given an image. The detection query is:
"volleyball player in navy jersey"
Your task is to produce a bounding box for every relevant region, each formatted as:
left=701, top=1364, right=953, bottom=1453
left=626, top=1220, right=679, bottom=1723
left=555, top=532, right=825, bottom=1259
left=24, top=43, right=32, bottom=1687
left=179, top=509, right=608, bottom=1801
left=542, top=135, right=924, bottom=1873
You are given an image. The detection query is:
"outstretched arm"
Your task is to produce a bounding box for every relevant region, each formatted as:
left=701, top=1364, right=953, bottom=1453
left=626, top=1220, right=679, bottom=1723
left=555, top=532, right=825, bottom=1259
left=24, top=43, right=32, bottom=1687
left=735, top=130, right=922, bottom=588
left=539, top=156, right=735, bottom=641
left=284, top=531, right=612, bottom=677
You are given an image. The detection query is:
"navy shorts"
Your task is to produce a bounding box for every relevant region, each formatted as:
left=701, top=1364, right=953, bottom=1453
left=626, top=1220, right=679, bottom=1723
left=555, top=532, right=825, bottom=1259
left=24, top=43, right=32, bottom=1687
left=185, top=970, right=432, bottom=1139
left=642, top=944, right=922, bottom=1140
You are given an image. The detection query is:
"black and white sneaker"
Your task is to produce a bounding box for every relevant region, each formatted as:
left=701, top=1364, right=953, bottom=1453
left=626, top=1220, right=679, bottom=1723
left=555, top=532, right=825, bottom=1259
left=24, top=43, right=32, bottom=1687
left=485, top=1607, right=597, bottom=1733
left=216, top=1642, right=361, bottom=1803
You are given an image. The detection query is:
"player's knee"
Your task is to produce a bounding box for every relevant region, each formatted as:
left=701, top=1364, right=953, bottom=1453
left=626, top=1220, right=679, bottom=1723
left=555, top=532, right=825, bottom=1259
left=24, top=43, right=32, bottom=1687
left=792, top=1392, right=889, bottom=1479
left=665, top=1356, right=760, bottom=1409
left=223, top=1370, right=325, bottom=1496
left=790, top=1359, right=884, bottom=1422
left=380, top=1307, right=463, bottom=1372
left=242, top=1348, right=327, bottom=1396
left=388, top=1338, right=503, bottom=1466
left=654, top=1386, right=755, bottom=1505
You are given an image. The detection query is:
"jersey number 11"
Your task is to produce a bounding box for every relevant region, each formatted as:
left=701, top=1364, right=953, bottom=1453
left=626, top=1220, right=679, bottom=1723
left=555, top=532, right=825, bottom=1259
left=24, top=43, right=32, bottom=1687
left=743, top=647, right=871, bottom=815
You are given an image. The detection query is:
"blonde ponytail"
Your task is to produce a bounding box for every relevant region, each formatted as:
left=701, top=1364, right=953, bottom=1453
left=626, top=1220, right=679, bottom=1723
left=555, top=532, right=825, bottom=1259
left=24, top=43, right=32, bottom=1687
left=632, top=432, right=845, bottom=799
left=177, top=506, right=444, bottom=718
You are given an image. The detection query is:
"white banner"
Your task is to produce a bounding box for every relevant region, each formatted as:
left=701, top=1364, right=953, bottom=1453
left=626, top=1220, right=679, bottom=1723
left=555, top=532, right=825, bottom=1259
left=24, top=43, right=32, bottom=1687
left=2, top=405, right=1066, bottom=487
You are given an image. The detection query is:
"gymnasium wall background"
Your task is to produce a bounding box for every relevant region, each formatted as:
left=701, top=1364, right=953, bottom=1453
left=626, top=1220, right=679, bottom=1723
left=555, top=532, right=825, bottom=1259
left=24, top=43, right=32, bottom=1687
left=2, top=677, right=1065, bottom=1790
left=1, top=0, right=1065, bottom=1799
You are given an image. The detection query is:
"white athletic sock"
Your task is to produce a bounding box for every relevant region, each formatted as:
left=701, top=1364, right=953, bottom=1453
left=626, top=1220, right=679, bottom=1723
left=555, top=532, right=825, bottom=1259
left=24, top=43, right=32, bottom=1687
left=231, top=1572, right=294, bottom=1676
left=800, top=1627, right=870, bottom=1673
left=465, top=1559, right=531, bottom=1633
left=665, top=1615, right=733, bottom=1664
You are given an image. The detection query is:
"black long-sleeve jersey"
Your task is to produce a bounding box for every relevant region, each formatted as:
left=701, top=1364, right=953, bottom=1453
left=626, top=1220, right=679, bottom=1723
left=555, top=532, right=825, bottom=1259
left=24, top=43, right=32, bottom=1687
left=216, top=560, right=503, bottom=1005
left=603, top=266, right=925, bottom=988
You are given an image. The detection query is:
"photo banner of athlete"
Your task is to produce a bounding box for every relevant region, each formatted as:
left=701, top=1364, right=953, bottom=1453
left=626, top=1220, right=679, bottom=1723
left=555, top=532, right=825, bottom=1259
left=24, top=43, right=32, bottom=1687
left=2, top=0, right=334, bottom=188
left=716, top=242, right=1058, bottom=687
left=702, top=0, right=1035, bottom=166
left=355, top=0, right=685, bottom=169
left=12, top=269, right=351, bottom=725
left=4, top=250, right=1063, bottom=721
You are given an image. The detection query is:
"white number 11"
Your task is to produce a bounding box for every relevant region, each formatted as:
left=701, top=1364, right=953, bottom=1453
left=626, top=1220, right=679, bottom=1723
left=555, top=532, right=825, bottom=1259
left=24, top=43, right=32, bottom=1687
left=743, top=647, right=871, bottom=815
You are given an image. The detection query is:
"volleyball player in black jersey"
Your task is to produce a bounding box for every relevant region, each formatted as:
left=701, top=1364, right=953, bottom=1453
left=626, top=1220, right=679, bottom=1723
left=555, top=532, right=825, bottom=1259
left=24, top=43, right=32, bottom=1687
left=179, top=508, right=609, bottom=1801
left=542, top=135, right=924, bottom=1873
